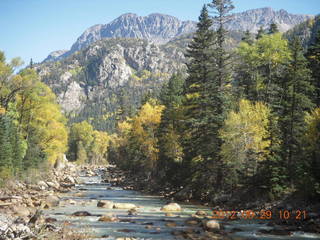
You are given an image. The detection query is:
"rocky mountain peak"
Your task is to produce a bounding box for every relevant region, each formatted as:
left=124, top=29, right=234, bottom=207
left=43, top=8, right=313, bottom=62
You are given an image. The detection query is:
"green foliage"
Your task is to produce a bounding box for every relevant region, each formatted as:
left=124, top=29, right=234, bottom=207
left=157, top=74, right=185, bottom=184
left=268, top=22, right=279, bottom=34
left=68, top=120, right=110, bottom=164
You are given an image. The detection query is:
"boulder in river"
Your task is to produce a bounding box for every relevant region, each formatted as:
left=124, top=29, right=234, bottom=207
left=72, top=211, right=92, bottom=216
left=97, top=200, right=114, bottom=209
left=195, top=210, right=207, bottom=216
left=161, top=203, right=182, bottom=212
left=204, top=220, right=220, bottom=231
left=113, top=203, right=137, bottom=209
left=98, top=213, right=118, bottom=222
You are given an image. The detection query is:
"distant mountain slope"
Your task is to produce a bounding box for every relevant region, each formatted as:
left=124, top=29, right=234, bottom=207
left=44, top=8, right=312, bottom=62
left=285, top=15, right=320, bottom=48
left=36, top=38, right=186, bottom=131
left=227, top=7, right=312, bottom=33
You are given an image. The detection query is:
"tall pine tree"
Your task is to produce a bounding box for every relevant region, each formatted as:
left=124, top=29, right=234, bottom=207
left=279, top=37, right=314, bottom=183
left=206, top=0, right=234, bottom=192
left=181, top=5, right=216, bottom=197
left=306, top=30, right=320, bottom=106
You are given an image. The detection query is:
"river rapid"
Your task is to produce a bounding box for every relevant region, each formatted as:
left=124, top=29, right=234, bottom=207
left=44, top=168, right=320, bottom=240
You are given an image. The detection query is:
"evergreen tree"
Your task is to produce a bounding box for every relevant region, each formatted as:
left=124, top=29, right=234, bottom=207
left=306, top=30, right=320, bottom=106
left=206, top=0, right=234, bottom=192
left=157, top=74, right=184, bottom=185
left=29, top=58, right=33, bottom=69
left=256, top=26, right=265, bottom=39
left=268, top=22, right=279, bottom=34
left=0, top=114, right=14, bottom=177
left=279, top=37, right=314, bottom=183
left=241, top=30, right=253, bottom=45
left=181, top=5, right=215, bottom=196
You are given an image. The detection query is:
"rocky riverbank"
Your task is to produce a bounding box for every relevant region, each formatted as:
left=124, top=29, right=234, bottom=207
left=0, top=162, right=90, bottom=240
left=1, top=163, right=319, bottom=240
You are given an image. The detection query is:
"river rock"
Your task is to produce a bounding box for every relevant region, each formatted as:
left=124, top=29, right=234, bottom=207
left=185, top=218, right=199, bottom=225
left=165, top=212, right=175, bottom=217
left=45, top=195, right=60, bottom=207
left=165, top=221, right=177, bottom=227
left=161, top=203, right=181, bottom=212
left=65, top=199, right=76, bottom=205
left=128, top=208, right=137, bottom=216
left=113, top=203, right=137, bottom=209
left=64, top=176, right=76, bottom=184
left=98, top=213, right=118, bottom=222
left=195, top=210, right=207, bottom=216
left=46, top=181, right=60, bottom=189
left=72, top=211, right=92, bottom=216
left=97, top=200, right=114, bottom=209
left=204, top=220, right=220, bottom=231
left=38, top=181, right=48, bottom=189
left=12, top=205, right=30, bottom=217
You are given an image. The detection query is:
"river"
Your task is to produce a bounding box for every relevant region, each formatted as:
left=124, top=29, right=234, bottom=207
left=44, top=168, right=320, bottom=240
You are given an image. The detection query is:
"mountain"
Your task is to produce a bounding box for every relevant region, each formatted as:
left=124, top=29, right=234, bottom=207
left=285, top=15, right=320, bottom=48
left=36, top=8, right=314, bottom=131
left=226, top=7, right=312, bottom=33
left=44, top=8, right=312, bottom=62
left=36, top=38, right=186, bottom=131
left=43, top=50, right=68, bottom=62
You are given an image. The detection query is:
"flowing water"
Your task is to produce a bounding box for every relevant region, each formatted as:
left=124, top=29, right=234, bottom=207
left=44, top=170, right=320, bottom=240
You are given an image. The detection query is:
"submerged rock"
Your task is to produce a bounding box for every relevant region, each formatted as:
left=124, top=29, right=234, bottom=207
left=72, top=211, right=92, bottom=216
left=98, top=213, right=118, bottom=222
left=97, top=200, right=114, bottom=209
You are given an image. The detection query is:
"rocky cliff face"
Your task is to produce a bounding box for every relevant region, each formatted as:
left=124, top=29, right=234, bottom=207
left=227, top=7, right=312, bottom=33
left=44, top=8, right=312, bottom=62
left=43, top=50, right=68, bottom=62
left=67, top=13, right=197, bottom=57
left=37, top=38, right=186, bottom=130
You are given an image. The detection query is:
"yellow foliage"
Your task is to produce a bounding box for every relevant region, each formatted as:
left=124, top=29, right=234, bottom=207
left=186, top=92, right=200, bottom=100
left=237, top=33, right=291, bottom=68
left=16, top=80, right=68, bottom=165
left=220, top=99, right=270, bottom=170
left=0, top=107, right=5, bottom=115
left=117, top=101, right=164, bottom=172
left=305, top=108, right=320, bottom=148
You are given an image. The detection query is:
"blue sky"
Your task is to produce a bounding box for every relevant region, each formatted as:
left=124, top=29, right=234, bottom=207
left=0, top=0, right=319, bottom=65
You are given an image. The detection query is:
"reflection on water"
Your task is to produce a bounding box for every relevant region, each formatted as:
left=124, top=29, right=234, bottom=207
left=44, top=173, right=320, bottom=240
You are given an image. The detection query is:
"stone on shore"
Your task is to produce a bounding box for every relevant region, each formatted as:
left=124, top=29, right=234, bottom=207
left=45, top=195, right=60, bottom=207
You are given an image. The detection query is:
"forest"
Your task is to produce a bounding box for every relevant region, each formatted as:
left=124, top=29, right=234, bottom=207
left=109, top=2, right=320, bottom=203
left=1, top=0, right=320, bottom=206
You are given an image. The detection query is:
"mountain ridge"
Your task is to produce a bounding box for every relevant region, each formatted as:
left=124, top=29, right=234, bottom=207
left=43, top=7, right=313, bottom=62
